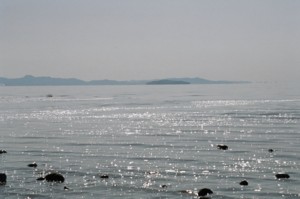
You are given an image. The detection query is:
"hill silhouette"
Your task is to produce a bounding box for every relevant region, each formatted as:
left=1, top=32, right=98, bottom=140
left=0, top=75, right=250, bottom=86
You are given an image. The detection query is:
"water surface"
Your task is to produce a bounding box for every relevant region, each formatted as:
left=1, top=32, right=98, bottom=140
left=0, top=83, right=299, bottom=198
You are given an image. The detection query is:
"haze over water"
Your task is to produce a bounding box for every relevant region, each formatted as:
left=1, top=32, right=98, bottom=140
left=0, top=83, right=299, bottom=198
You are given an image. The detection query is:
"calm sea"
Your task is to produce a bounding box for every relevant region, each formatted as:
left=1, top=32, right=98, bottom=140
left=0, top=83, right=299, bottom=199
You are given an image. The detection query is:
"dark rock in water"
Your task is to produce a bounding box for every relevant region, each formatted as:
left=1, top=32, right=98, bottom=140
left=45, top=173, right=65, bottom=183
left=276, top=173, right=290, bottom=179
left=64, top=186, right=69, bottom=190
left=28, top=162, right=38, bottom=168
left=160, top=184, right=168, bottom=189
left=198, top=188, right=213, bottom=197
left=36, top=177, right=45, bottom=181
left=38, top=173, right=65, bottom=183
left=46, top=94, right=53, bottom=98
left=0, top=150, right=7, bottom=154
left=217, top=144, right=228, bottom=150
left=239, top=180, right=248, bottom=186
left=100, top=174, right=109, bottom=179
left=268, top=149, right=274, bottom=153
left=0, top=173, right=7, bottom=185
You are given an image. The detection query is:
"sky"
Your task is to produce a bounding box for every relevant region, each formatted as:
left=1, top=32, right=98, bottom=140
left=0, top=0, right=299, bottom=82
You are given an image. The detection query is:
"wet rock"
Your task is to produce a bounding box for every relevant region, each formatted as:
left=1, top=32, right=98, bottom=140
left=268, top=149, right=274, bottom=153
left=28, top=162, right=38, bottom=168
left=100, top=174, right=109, bottom=179
left=0, top=173, right=7, bottom=185
left=45, top=173, right=65, bottom=183
left=64, top=186, right=69, bottom=190
left=46, top=94, right=53, bottom=98
left=198, top=188, right=213, bottom=197
left=239, top=180, right=248, bottom=186
left=0, top=150, right=7, bottom=154
left=37, top=173, right=65, bottom=183
left=160, top=184, right=168, bottom=189
left=276, top=173, right=290, bottom=179
left=217, top=144, right=228, bottom=150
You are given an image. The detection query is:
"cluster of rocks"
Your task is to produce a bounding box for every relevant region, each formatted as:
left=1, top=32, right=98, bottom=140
left=0, top=150, right=7, bottom=154
left=0, top=151, right=66, bottom=187
left=212, top=144, right=290, bottom=196
left=0, top=147, right=292, bottom=197
left=176, top=145, right=291, bottom=197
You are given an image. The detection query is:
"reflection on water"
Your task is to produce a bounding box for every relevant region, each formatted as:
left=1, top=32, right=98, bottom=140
left=0, top=84, right=299, bottom=198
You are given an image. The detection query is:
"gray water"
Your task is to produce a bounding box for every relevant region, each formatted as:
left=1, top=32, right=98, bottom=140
left=0, top=83, right=299, bottom=199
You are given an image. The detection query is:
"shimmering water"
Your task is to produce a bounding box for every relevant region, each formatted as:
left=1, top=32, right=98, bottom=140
left=0, top=84, right=299, bottom=199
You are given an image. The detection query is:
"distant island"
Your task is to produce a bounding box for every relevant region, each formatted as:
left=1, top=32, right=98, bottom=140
left=147, top=79, right=190, bottom=85
left=0, top=75, right=250, bottom=86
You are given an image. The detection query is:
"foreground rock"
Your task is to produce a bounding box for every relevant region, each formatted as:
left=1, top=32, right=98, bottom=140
left=0, top=173, right=7, bottom=185
left=275, top=173, right=290, bottom=179
left=37, top=173, right=65, bottom=183
left=100, top=174, right=109, bottom=179
left=0, top=150, right=7, bottom=154
left=28, top=162, right=38, bottom=168
left=217, top=144, right=228, bottom=150
left=268, top=149, right=274, bottom=153
left=239, top=180, right=248, bottom=186
left=198, top=188, right=213, bottom=197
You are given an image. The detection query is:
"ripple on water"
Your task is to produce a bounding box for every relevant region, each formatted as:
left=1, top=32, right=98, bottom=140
left=0, top=88, right=299, bottom=198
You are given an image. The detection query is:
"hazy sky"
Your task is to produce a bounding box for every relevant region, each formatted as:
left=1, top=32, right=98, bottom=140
left=1, top=0, right=299, bottom=82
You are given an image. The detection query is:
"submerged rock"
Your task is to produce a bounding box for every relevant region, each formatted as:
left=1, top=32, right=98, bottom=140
left=275, top=173, right=290, bottom=179
left=239, top=180, right=249, bottom=186
left=217, top=144, right=228, bottom=150
left=146, top=171, right=159, bottom=175
left=0, top=173, right=7, bottom=185
left=160, top=184, right=168, bottom=189
left=179, top=190, right=193, bottom=195
left=28, top=162, right=38, bottom=168
left=198, top=188, right=213, bottom=197
left=0, top=150, right=7, bottom=154
left=100, top=174, right=109, bottom=179
left=268, top=149, right=274, bottom=153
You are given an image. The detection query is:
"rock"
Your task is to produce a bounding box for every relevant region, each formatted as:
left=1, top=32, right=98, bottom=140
left=36, top=177, right=45, bottom=181
left=28, top=162, right=38, bottom=168
left=36, top=173, right=65, bottom=183
left=45, top=173, right=65, bottom=183
left=46, top=94, right=53, bottom=98
left=217, top=144, right=228, bottom=150
left=275, top=173, right=290, bottom=179
left=0, top=173, right=7, bottom=185
left=100, top=174, right=109, bottom=179
left=0, top=150, right=7, bottom=154
left=160, top=184, right=168, bottom=189
left=239, top=180, right=248, bottom=186
left=198, top=188, right=213, bottom=197
left=268, top=149, right=274, bottom=153
left=64, top=186, right=69, bottom=190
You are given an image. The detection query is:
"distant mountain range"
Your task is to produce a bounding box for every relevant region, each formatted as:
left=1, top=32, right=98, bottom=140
left=0, top=75, right=250, bottom=86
